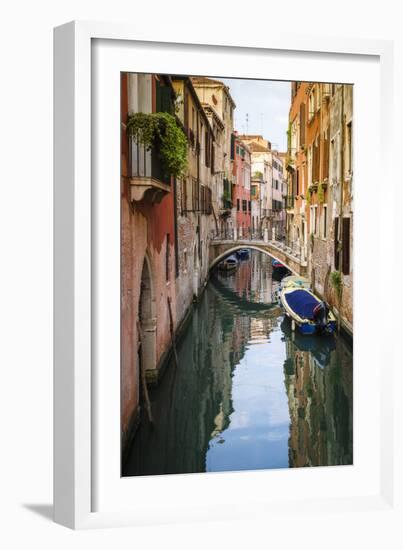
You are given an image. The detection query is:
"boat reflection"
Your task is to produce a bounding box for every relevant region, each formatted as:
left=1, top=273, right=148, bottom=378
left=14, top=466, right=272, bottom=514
left=282, top=317, right=353, bottom=468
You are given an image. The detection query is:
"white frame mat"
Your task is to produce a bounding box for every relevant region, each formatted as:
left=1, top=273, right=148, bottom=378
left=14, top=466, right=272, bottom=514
left=54, top=21, right=397, bottom=530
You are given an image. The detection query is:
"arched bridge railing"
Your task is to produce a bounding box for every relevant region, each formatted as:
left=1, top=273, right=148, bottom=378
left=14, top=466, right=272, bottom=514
left=208, top=231, right=308, bottom=277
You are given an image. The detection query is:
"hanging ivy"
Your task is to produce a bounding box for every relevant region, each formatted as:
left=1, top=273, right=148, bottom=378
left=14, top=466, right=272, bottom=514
left=318, top=181, right=325, bottom=204
left=126, top=112, right=188, bottom=178
left=306, top=187, right=312, bottom=206
left=330, top=270, right=343, bottom=301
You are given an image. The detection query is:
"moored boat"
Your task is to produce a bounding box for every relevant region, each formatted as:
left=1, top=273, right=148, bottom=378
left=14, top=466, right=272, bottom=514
left=272, top=259, right=291, bottom=280
left=280, top=275, right=311, bottom=290
left=236, top=248, right=250, bottom=260
left=218, top=254, right=239, bottom=272
left=280, top=286, right=336, bottom=335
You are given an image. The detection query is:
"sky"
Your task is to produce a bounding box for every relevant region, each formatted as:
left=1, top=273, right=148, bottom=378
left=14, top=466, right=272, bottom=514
left=221, top=78, right=291, bottom=152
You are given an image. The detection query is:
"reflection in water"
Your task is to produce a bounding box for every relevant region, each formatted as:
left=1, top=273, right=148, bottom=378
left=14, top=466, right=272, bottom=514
left=123, top=251, right=353, bottom=476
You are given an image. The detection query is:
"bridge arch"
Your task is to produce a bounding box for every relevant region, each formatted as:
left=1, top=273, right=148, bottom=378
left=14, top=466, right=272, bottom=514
left=209, top=244, right=299, bottom=275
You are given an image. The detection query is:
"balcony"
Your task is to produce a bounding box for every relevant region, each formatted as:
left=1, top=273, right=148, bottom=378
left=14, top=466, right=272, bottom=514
left=285, top=196, right=295, bottom=210
left=128, top=138, right=171, bottom=203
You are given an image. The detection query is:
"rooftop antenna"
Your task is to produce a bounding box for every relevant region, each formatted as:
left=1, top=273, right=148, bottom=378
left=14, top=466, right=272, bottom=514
left=246, top=113, right=249, bottom=134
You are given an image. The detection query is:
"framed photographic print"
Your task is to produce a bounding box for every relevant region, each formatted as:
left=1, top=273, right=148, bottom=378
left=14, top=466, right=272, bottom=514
left=54, top=21, right=397, bottom=530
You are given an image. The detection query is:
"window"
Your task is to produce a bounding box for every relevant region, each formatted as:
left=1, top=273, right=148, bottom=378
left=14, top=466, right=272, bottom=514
left=299, top=103, right=306, bottom=145
left=308, top=88, right=316, bottom=121
left=346, top=121, right=353, bottom=174
left=330, top=137, right=336, bottom=184
left=310, top=206, right=317, bottom=236
left=342, top=217, right=350, bottom=275
left=192, top=177, right=199, bottom=212
left=181, top=177, right=188, bottom=214
left=308, top=145, right=312, bottom=187
left=237, top=198, right=240, bottom=211
left=242, top=199, right=247, bottom=212
left=323, top=128, right=330, bottom=180
left=322, top=205, right=327, bottom=239
left=200, top=185, right=205, bottom=213
left=205, top=187, right=212, bottom=215
left=166, top=234, right=170, bottom=281
left=248, top=201, right=251, bottom=212
left=312, top=135, right=320, bottom=183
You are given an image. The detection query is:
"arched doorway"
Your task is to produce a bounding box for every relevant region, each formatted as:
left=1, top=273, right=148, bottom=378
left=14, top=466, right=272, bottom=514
left=138, top=255, right=157, bottom=376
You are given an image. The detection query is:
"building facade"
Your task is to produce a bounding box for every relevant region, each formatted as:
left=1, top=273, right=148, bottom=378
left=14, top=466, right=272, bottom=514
left=191, top=77, right=236, bottom=237
left=286, top=81, right=353, bottom=332
left=239, top=135, right=273, bottom=236
left=271, top=150, right=286, bottom=240
left=121, top=73, right=179, bottom=450
left=232, top=135, right=251, bottom=237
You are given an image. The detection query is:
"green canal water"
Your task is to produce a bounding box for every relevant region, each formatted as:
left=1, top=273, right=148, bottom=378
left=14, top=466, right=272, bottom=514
left=123, top=251, right=353, bottom=476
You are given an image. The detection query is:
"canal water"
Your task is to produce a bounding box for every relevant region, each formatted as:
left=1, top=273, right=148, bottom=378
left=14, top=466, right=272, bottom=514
left=123, top=251, right=353, bottom=476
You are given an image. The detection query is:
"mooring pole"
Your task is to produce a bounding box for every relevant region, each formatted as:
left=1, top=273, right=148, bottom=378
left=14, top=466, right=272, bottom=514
left=136, top=321, right=154, bottom=426
left=167, top=297, right=179, bottom=367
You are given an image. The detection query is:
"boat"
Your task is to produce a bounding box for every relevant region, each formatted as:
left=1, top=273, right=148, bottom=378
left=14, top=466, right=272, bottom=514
left=280, top=275, right=311, bottom=290
left=272, top=259, right=291, bottom=280
left=280, top=286, right=336, bottom=335
left=236, top=248, right=250, bottom=260
left=218, top=254, right=239, bottom=272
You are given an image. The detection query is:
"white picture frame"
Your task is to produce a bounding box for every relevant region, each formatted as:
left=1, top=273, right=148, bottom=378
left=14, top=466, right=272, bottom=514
left=54, top=21, right=398, bottom=530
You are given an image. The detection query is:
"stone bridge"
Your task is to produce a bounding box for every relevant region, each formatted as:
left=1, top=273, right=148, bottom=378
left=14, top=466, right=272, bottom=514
left=209, top=238, right=308, bottom=277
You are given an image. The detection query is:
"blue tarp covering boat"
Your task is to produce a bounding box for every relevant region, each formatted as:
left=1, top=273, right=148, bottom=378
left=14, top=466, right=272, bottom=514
left=280, top=287, right=337, bottom=335
left=284, top=289, right=320, bottom=320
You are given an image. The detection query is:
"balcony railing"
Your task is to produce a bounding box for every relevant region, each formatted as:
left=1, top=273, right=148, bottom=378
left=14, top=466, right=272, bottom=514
left=129, top=138, right=171, bottom=185
left=128, top=138, right=171, bottom=203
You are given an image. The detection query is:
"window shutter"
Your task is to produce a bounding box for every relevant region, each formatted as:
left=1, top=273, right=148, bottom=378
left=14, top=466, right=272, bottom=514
left=156, top=80, right=172, bottom=113
left=334, top=217, right=340, bottom=270
left=323, top=128, right=330, bottom=180
left=211, top=143, right=215, bottom=174
left=230, top=134, right=235, bottom=160
left=342, top=217, right=350, bottom=275
left=300, top=103, right=305, bottom=146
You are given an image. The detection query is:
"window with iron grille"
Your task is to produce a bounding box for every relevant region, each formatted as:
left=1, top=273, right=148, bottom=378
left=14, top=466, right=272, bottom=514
left=242, top=200, right=247, bottom=212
